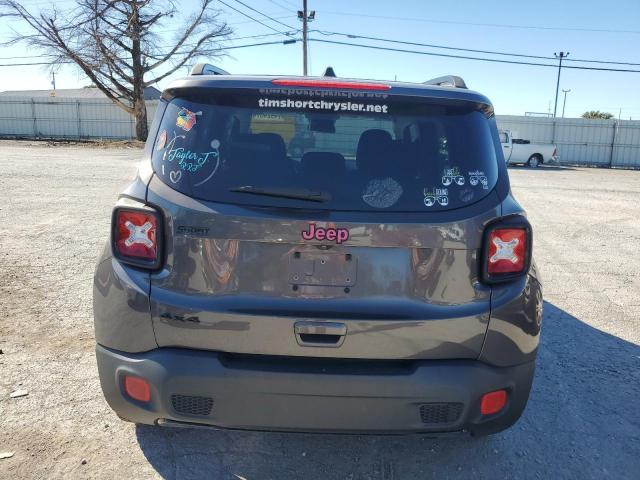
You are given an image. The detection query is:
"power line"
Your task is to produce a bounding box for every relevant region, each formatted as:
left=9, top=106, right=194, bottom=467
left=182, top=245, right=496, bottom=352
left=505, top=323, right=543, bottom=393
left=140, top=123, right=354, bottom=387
left=318, top=10, right=640, bottom=35
left=4, top=26, right=639, bottom=71
left=229, top=0, right=296, bottom=30
left=564, top=57, right=640, bottom=67
left=217, top=0, right=292, bottom=36
left=312, top=29, right=640, bottom=67
left=0, top=39, right=298, bottom=67
left=264, top=0, right=297, bottom=11
left=173, top=14, right=295, bottom=29
left=8, top=4, right=640, bottom=67
left=0, top=32, right=292, bottom=60
left=307, top=38, right=640, bottom=73
left=157, top=31, right=293, bottom=47
left=312, top=29, right=555, bottom=61
left=0, top=14, right=297, bottom=41
left=7, top=30, right=638, bottom=69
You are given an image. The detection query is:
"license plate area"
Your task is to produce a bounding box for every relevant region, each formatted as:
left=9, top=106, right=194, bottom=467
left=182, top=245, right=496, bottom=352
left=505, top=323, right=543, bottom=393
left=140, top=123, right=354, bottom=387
left=288, top=252, right=357, bottom=287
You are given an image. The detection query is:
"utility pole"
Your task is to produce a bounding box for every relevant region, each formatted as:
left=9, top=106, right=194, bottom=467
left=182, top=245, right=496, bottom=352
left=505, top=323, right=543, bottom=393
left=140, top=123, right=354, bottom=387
left=561, top=89, right=571, bottom=118
left=553, top=51, right=569, bottom=118
left=297, top=1, right=315, bottom=75
left=50, top=71, right=56, bottom=97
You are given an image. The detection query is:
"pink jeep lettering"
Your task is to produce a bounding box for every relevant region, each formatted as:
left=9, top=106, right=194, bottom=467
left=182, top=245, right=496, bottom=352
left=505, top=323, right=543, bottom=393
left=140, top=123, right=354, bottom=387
left=301, top=224, right=350, bottom=244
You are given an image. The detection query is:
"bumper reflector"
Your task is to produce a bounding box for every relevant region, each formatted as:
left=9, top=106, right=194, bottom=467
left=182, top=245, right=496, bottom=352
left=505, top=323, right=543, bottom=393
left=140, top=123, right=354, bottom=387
left=480, top=389, right=507, bottom=415
left=124, top=375, right=151, bottom=403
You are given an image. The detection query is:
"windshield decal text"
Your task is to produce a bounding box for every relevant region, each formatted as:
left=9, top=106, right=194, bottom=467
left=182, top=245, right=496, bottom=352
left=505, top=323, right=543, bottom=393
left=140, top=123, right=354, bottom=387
left=259, top=88, right=388, bottom=99
left=259, top=98, right=388, bottom=113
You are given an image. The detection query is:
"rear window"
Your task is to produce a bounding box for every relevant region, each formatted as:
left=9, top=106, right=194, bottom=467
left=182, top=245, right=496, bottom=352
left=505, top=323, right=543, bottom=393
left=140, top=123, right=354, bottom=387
left=151, top=88, right=498, bottom=211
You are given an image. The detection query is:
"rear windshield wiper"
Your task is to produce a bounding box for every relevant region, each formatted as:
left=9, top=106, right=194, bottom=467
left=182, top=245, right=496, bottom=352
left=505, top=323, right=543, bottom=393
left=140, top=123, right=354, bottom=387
left=229, top=186, right=332, bottom=203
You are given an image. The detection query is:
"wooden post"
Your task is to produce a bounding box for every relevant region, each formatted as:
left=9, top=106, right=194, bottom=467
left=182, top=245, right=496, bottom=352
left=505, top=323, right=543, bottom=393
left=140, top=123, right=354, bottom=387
left=76, top=100, right=82, bottom=139
left=31, top=98, right=37, bottom=138
left=609, top=120, right=618, bottom=168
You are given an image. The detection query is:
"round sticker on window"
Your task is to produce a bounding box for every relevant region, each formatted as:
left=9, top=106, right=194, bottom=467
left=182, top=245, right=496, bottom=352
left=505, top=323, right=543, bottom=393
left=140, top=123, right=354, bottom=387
left=362, top=177, right=403, bottom=208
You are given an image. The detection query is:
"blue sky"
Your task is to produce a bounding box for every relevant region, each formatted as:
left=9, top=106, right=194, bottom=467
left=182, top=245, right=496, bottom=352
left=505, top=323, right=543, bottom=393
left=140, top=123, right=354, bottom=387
left=1, top=0, right=639, bottom=118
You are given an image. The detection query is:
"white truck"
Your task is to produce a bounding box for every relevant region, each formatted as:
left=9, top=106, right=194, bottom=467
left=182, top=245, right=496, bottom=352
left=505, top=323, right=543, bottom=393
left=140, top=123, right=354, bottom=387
left=499, top=130, right=558, bottom=168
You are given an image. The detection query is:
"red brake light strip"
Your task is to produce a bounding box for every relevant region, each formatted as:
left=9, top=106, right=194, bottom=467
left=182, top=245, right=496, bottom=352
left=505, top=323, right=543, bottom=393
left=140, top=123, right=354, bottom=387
left=272, top=79, right=391, bottom=91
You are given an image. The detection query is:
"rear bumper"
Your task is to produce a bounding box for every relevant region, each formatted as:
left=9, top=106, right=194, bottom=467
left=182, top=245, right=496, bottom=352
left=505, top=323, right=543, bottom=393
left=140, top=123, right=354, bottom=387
left=96, top=344, right=535, bottom=436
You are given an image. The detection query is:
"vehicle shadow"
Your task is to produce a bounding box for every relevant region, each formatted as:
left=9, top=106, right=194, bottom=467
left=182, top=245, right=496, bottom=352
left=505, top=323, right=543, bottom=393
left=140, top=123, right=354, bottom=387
left=135, top=302, right=640, bottom=479
left=507, top=164, right=576, bottom=171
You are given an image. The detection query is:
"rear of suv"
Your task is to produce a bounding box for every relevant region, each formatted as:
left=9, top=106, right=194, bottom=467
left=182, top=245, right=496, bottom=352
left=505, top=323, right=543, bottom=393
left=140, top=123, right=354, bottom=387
left=93, top=68, right=543, bottom=436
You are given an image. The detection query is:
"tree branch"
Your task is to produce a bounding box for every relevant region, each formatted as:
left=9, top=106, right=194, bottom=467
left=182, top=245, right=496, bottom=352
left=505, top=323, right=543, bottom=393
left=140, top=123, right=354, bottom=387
left=0, top=0, right=233, bottom=138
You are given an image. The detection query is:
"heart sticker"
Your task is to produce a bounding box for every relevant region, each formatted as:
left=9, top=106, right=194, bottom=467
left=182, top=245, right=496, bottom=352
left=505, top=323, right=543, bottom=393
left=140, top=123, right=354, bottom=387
left=169, top=170, right=182, bottom=183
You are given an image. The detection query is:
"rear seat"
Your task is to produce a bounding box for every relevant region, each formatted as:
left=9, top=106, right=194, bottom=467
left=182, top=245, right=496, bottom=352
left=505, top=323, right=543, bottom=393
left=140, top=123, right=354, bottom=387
left=301, top=152, right=346, bottom=188
left=226, top=133, right=290, bottom=185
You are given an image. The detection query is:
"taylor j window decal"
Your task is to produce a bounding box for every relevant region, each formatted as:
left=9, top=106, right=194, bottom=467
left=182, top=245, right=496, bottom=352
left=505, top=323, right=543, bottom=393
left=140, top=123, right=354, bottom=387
left=192, top=140, right=221, bottom=187
left=162, top=136, right=221, bottom=187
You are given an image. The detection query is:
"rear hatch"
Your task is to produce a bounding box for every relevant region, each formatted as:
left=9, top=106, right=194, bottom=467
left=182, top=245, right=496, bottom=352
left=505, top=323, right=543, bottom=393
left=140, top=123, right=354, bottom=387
left=146, top=80, right=502, bottom=359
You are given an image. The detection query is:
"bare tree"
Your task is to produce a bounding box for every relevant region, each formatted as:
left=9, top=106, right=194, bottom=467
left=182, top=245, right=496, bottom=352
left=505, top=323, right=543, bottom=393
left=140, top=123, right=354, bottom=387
left=0, top=0, right=232, bottom=140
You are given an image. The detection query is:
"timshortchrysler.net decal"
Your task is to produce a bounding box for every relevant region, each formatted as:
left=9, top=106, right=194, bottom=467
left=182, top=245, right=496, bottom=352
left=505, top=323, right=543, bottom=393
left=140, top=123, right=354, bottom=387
left=258, top=98, right=389, bottom=113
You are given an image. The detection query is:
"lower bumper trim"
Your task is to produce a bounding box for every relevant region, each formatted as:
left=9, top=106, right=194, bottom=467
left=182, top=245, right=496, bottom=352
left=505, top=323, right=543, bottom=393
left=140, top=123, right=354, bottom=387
left=97, top=345, right=535, bottom=436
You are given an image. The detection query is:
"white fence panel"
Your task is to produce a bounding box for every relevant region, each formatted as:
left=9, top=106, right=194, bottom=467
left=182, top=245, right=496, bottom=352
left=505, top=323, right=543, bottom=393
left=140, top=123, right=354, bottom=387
left=496, top=115, right=640, bottom=168
left=496, top=116, right=554, bottom=143
left=613, top=121, right=640, bottom=168
left=33, top=99, right=78, bottom=138
left=0, top=98, right=638, bottom=168
left=0, top=97, right=36, bottom=136
left=0, top=96, right=158, bottom=139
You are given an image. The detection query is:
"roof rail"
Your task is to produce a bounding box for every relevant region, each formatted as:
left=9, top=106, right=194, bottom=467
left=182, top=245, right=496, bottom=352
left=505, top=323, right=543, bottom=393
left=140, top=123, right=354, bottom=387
left=190, top=63, right=230, bottom=76
left=424, top=75, right=467, bottom=89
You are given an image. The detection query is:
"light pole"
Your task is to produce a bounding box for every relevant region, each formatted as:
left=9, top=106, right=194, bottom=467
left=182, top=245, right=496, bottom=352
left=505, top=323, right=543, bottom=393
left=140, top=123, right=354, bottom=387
left=561, top=89, right=571, bottom=118
left=297, top=1, right=315, bottom=76
left=553, top=51, right=569, bottom=118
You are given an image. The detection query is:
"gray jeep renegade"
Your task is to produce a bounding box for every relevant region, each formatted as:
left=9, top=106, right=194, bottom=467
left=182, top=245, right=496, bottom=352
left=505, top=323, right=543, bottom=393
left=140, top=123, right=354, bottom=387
left=93, top=67, right=543, bottom=436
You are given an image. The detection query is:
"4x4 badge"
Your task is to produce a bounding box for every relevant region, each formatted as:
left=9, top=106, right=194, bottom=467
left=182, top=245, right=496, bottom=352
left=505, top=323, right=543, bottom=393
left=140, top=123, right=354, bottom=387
left=302, top=224, right=349, bottom=244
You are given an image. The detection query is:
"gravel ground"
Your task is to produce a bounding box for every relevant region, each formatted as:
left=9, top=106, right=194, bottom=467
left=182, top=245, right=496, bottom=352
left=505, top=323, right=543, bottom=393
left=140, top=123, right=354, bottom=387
left=0, top=141, right=638, bottom=479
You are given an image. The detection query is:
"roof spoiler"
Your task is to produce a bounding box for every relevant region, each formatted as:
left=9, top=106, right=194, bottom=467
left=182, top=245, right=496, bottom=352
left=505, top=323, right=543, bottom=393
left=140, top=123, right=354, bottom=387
left=190, top=63, right=230, bottom=76
left=424, top=75, right=467, bottom=89
left=323, top=66, right=337, bottom=77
